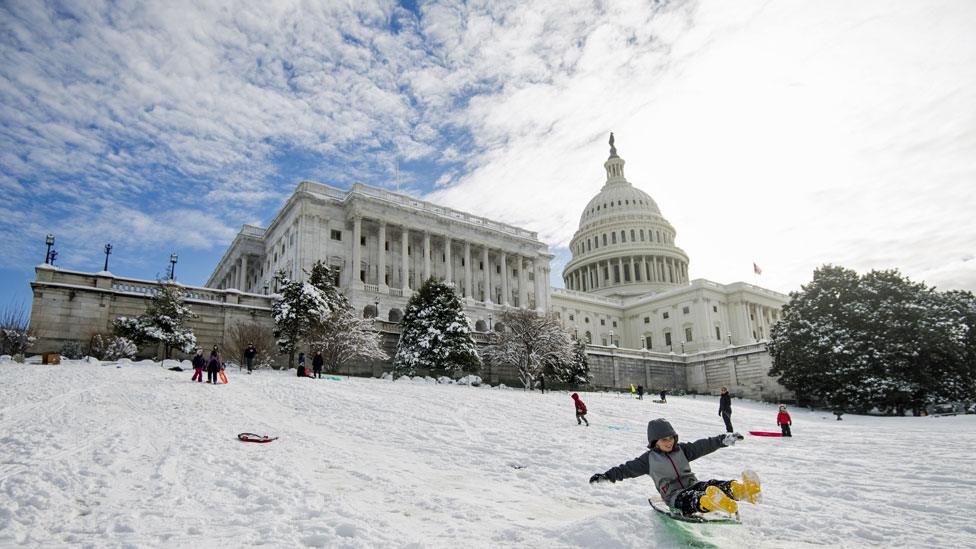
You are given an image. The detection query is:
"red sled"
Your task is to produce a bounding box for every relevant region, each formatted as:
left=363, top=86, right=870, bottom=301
left=238, top=433, right=278, bottom=443
left=749, top=431, right=784, bottom=437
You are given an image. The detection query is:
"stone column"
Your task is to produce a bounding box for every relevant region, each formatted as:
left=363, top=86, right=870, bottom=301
left=517, top=255, right=526, bottom=307
left=617, top=257, right=624, bottom=284
left=444, top=235, right=453, bottom=284
left=423, top=231, right=431, bottom=282
left=464, top=241, right=472, bottom=298
left=351, top=216, right=362, bottom=288
left=533, top=259, right=544, bottom=312
left=629, top=256, right=636, bottom=283
left=500, top=252, right=509, bottom=305
left=483, top=246, right=491, bottom=303
left=378, top=222, right=387, bottom=291
left=239, top=255, right=248, bottom=291
left=401, top=228, right=410, bottom=290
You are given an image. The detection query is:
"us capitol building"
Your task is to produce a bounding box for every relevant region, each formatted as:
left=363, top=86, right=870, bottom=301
left=30, top=135, right=791, bottom=399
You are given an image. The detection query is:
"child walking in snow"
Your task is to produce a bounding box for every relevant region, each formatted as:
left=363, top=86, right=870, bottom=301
left=572, top=393, right=589, bottom=426
left=777, top=405, right=792, bottom=437
left=191, top=348, right=205, bottom=382
left=589, top=418, right=761, bottom=516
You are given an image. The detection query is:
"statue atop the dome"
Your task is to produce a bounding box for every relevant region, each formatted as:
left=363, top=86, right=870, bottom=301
left=609, top=132, right=617, bottom=157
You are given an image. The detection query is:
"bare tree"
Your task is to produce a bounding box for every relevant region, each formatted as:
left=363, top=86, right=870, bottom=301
left=482, top=309, right=573, bottom=389
left=225, top=322, right=278, bottom=370
left=309, top=308, right=388, bottom=374
left=0, top=301, right=34, bottom=356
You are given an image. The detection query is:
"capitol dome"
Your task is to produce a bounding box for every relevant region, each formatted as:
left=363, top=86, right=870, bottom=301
left=563, top=134, right=690, bottom=298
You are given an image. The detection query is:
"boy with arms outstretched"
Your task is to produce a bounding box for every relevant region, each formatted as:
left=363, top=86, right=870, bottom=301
left=589, top=418, right=760, bottom=516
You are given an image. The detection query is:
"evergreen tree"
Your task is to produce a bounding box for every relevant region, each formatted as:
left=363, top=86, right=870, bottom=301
left=563, top=339, right=592, bottom=387
left=768, top=265, right=976, bottom=414
left=482, top=309, right=573, bottom=389
left=393, top=277, right=480, bottom=378
left=272, top=267, right=332, bottom=368
left=114, top=281, right=196, bottom=358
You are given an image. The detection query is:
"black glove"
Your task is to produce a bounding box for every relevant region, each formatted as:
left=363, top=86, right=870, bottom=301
left=589, top=473, right=610, bottom=484
left=721, top=433, right=744, bottom=446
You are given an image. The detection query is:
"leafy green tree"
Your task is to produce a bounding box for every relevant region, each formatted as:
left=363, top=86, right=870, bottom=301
left=393, top=277, right=480, bottom=378
left=768, top=265, right=976, bottom=415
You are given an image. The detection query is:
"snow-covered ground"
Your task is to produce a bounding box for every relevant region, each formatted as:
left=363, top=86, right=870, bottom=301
left=2, top=360, right=974, bottom=548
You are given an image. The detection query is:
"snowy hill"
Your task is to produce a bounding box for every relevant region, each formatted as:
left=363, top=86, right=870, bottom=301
left=1, top=360, right=974, bottom=548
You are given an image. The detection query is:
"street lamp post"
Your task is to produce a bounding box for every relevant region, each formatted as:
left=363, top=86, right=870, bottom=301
left=488, top=314, right=492, bottom=332
left=727, top=332, right=732, bottom=345
left=169, top=253, right=178, bottom=281
left=609, top=330, right=615, bottom=347
left=263, top=281, right=269, bottom=295
left=374, top=300, right=380, bottom=320
left=103, top=243, right=112, bottom=271
left=680, top=342, right=685, bottom=354
left=44, top=234, right=55, bottom=264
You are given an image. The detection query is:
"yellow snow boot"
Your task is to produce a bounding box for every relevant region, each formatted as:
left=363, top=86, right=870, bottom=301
left=700, top=485, right=738, bottom=514
left=731, top=470, right=762, bottom=504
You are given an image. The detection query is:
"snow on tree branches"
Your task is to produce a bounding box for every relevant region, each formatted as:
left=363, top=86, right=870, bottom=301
left=768, top=265, right=976, bottom=415
left=482, top=309, right=574, bottom=389
left=272, top=266, right=333, bottom=368
left=393, top=277, right=480, bottom=378
left=113, top=281, right=197, bottom=357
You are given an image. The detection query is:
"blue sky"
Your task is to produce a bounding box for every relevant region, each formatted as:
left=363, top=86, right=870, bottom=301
left=3, top=0, right=976, bottom=313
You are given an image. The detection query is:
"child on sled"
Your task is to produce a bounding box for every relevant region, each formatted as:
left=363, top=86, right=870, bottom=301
left=589, top=418, right=761, bottom=516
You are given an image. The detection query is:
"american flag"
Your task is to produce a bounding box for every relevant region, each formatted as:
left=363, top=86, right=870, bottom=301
left=753, top=263, right=762, bottom=275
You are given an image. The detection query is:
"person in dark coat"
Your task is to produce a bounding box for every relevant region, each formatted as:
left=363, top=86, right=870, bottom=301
left=572, top=393, right=589, bottom=426
left=312, top=351, right=324, bottom=379
left=296, top=352, right=308, bottom=377
left=636, top=385, right=644, bottom=400
left=719, top=387, right=734, bottom=432
left=589, top=419, right=758, bottom=516
left=207, top=346, right=222, bottom=384
left=660, top=389, right=667, bottom=403
left=191, top=348, right=205, bottom=382
left=244, top=343, right=257, bottom=374
left=539, top=374, right=546, bottom=394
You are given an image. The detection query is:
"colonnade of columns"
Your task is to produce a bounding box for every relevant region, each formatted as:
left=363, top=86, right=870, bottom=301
left=351, top=216, right=547, bottom=310
left=217, top=254, right=258, bottom=293
left=564, top=256, right=688, bottom=292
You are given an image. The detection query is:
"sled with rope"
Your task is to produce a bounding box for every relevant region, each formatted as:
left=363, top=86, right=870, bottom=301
left=237, top=433, right=278, bottom=443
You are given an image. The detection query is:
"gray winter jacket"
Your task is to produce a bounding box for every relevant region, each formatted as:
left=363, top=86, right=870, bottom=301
left=600, top=419, right=726, bottom=507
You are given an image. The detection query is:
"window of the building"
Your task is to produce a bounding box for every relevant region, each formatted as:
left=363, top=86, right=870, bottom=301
left=407, top=245, right=412, bottom=255
left=584, top=317, right=590, bottom=323
left=273, top=252, right=278, bottom=262
left=683, top=306, right=690, bottom=315
left=640, top=229, right=645, bottom=241
left=289, top=233, right=294, bottom=246
left=664, top=332, right=672, bottom=346
left=384, top=241, right=389, bottom=251
left=645, top=335, right=652, bottom=348
left=685, top=327, right=693, bottom=342
left=713, top=305, right=718, bottom=313
left=663, top=311, right=669, bottom=319
left=611, top=233, right=617, bottom=244
left=360, top=270, right=365, bottom=282
left=715, top=326, right=722, bottom=340
left=600, top=319, right=605, bottom=326
left=644, top=316, right=650, bottom=324
left=612, top=320, right=617, bottom=328
left=360, top=236, right=366, bottom=246
left=621, top=231, right=626, bottom=243
left=602, top=234, right=607, bottom=246
left=569, top=314, right=575, bottom=321
left=479, top=261, right=483, bottom=270
left=442, top=253, right=446, bottom=262
left=496, top=265, right=501, bottom=274
left=630, top=229, right=635, bottom=241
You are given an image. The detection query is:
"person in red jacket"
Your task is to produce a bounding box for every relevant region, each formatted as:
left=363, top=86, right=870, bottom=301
left=777, top=405, right=792, bottom=437
left=572, top=393, right=589, bottom=426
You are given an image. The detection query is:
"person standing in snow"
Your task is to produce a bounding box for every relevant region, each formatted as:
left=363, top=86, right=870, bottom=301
left=637, top=385, right=644, bottom=400
left=539, top=374, right=546, bottom=394
left=589, top=418, right=760, bottom=516
left=777, top=405, right=792, bottom=437
left=244, top=343, right=257, bottom=374
left=312, top=350, right=323, bottom=379
left=660, top=389, right=667, bottom=403
left=719, top=387, right=734, bottom=433
left=572, top=393, right=589, bottom=426
left=191, top=348, right=205, bottom=382
left=207, top=346, right=222, bottom=384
